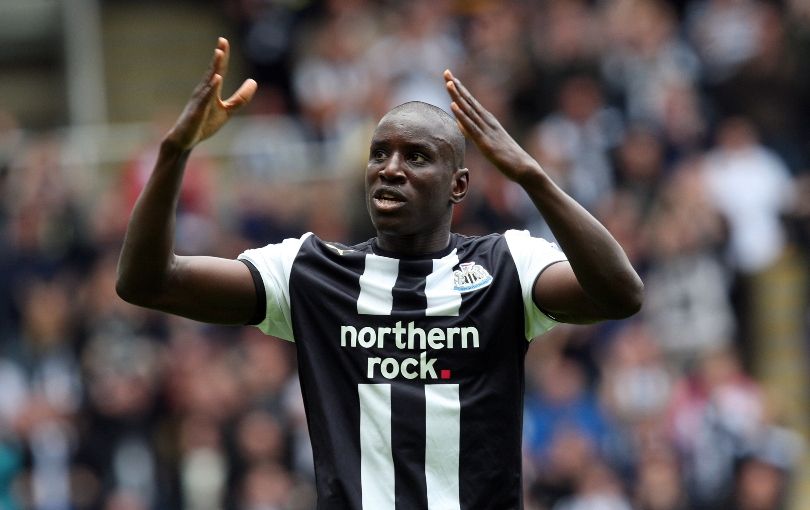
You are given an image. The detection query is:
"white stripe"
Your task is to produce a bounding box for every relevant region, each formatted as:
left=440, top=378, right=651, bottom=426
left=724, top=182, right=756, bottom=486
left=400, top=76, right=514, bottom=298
left=238, top=232, right=312, bottom=341
left=357, top=254, right=399, bottom=315
left=503, top=229, right=568, bottom=340
left=425, top=250, right=461, bottom=316
left=359, top=384, right=396, bottom=510
left=425, top=384, right=461, bottom=510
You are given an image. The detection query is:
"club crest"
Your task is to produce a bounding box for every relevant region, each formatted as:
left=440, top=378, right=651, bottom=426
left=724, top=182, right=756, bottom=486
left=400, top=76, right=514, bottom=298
left=453, top=262, right=493, bottom=293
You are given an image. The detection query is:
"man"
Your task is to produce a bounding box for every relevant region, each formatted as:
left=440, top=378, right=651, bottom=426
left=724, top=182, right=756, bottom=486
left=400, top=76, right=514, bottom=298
left=117, top=38, right=643, bottom=510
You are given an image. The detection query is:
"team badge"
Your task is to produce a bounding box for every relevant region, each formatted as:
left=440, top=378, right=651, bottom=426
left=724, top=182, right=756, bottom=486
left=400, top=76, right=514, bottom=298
left=453, top=262, right=493, bottom=293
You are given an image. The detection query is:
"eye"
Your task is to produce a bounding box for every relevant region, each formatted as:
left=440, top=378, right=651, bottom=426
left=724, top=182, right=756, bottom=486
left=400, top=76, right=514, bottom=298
left=371, top=149, right=387, bottom=161
left=409, top=152, right=428, bottom=165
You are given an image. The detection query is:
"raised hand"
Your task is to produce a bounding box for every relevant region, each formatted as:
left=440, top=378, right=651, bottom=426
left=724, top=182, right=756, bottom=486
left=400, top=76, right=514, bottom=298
left=165, top=37, right=257, bottom=151
left=444, top=70, right=539, bottom=184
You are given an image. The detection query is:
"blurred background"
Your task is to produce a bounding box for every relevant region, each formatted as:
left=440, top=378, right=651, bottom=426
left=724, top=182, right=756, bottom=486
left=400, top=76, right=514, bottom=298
left=1, top=0, right=809, bottom=508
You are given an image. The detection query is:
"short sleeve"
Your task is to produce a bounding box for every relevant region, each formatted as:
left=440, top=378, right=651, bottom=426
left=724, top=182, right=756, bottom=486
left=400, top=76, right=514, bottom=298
left=503, top=229, right=568, bottom=341
left=237, top=233, right=312, bottom=341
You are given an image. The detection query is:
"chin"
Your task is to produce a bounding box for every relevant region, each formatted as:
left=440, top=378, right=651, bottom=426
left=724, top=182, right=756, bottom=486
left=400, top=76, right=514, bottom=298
left=370, top=216, right=416, bottom=237
left=371, top=220, right=403, bottom=236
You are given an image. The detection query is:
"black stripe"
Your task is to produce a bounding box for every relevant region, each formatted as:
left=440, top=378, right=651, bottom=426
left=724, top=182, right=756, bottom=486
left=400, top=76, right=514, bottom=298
left=391, top=259, right=432, bottom=317
left=239, top=259, right=266, bottom=325
left=391, top=383, right=428, bottom=509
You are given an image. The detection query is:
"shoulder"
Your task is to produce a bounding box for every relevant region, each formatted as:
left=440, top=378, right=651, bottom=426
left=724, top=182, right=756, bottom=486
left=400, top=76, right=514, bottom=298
left=241, top=232, right=373, bottom=254
left=452, top=231, right=503, bottom=252
left=501, top=229, right=561, bottom=254
left=498, top=230, right=567, bottom=280
left=452, top=230, right=562, bottom=260
left=240, top=232, right=314, bottom=261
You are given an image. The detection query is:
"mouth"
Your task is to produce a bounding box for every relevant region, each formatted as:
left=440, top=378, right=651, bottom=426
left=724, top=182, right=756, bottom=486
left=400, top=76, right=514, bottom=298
left=372, top=187, right=407, bottom=212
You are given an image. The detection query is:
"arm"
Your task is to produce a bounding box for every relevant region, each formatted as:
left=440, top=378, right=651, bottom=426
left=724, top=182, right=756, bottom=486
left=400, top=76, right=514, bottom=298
left=116, top=38, right=260, bottom=325
left=444, top=70, right=643, bottom=324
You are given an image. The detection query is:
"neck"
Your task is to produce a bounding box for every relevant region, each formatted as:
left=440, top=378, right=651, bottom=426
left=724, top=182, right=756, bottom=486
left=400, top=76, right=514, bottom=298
left=375, top=228, right=452, bottom=256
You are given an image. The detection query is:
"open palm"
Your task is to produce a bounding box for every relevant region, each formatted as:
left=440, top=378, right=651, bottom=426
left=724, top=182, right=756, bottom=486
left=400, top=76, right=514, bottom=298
left=166, top=37, right=257, bottom=150
left=444, top=70, right=538, bottom=184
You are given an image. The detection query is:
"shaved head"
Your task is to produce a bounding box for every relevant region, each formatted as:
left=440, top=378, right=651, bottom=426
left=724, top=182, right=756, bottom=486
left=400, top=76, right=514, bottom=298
left=380, top=101, right=466, bottom=170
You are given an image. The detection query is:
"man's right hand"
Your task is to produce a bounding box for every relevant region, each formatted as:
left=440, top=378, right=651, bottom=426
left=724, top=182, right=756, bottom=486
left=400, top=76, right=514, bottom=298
left=117, top=37, right=260, bottom=325
left=165, top=37, right=257, bottom=151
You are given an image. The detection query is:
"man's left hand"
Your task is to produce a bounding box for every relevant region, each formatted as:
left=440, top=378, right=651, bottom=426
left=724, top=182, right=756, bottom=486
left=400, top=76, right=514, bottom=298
left=444, top=69, right=540, bottom=184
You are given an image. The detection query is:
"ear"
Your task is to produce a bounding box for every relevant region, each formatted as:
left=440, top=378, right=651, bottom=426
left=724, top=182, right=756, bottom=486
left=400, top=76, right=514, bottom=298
left=450, top=167, right=469, bottom=204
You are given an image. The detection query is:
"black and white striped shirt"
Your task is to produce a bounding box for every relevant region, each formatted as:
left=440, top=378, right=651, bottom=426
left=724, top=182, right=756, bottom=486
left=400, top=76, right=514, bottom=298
left=239, top=230, right=566, bottom=510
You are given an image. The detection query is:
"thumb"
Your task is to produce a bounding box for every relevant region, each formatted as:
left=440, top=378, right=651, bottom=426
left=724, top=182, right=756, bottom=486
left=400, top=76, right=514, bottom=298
left=223, top=78, right=258, bottom=111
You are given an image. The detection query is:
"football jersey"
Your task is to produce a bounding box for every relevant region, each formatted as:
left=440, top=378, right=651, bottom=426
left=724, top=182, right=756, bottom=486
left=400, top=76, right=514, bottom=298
left=238, top=230, right=567, bottom=510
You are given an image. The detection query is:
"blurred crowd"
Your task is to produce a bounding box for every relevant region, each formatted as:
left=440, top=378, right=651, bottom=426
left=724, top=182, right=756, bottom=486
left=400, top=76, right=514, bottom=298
left=2, top=0, right=810, bottom=509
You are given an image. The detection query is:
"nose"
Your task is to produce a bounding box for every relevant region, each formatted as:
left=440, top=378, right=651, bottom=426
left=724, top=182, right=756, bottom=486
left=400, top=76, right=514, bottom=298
left=379, top=152, right=406, bottom=183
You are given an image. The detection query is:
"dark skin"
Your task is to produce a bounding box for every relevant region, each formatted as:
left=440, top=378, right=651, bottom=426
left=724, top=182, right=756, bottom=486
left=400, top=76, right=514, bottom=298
left=444, top=70, right=643, bottom=322
left=366, top=107, right=469, bottom=254
left=116, top=38, right=643, bottom=326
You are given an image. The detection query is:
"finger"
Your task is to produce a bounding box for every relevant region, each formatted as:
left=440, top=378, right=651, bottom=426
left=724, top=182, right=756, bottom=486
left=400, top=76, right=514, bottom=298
left=454, top=116, right=470, bottom=139
left=445, top=71, right=494, bottom=128
left=216, top=37, right=230, bottom=78
left=443, top=71, right=483, bottom=122
left=444, top=70, right=470, bottom=105
left=447, top=79, right=486, bottom=128
left=454, top=80, right=485, bottom=120
left=206, top=37, right=227, bottom=80
left=223, top=78, right=258, bottom=111
left=449, top=73, right=481, bottom=110
left=191, top=47, right=223, bottom=98
left=444, top=69, right=461, bottom=103
left=450, top=101, right=484, bottom=140
left=211, top=73, right=224, bottom=102
left=189, top=67, right=219, bottom=108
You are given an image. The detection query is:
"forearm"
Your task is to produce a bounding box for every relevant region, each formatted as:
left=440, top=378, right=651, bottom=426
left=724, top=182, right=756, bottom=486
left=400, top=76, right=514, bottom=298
left=442, top=70, right=642, bottom=318
left=518, top=165, right=643, bottom=317
left=116, top=141, right=190, bottom=304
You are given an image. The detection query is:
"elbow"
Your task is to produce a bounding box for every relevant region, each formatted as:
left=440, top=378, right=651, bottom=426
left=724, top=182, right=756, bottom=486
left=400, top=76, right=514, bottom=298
left=115, top=277, right=144, bottom=306
left=115, top=254, right=173, bottom=308
left=115, top=275, right=159, bottom=308
left=610, top=276, right=644, bottom=320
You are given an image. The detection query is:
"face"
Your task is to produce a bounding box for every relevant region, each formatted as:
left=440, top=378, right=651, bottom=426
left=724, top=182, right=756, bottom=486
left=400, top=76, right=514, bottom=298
left=365, top=109, right=467, bottom=250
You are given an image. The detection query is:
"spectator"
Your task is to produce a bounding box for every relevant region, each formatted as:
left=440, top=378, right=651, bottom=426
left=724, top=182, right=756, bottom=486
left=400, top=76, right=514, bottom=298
left=601, top=0, right=701, bottom=125
left=667, top=347, right=766, bottom=508
left=701, top=117, right=795, bottom=360
left=642, top=160, right=735, bottom=363
left=528, top=73, right=623, bottom=213
left=363, top=0, right=463, bottom=110
left=685, top=0, right=764, bottom=82
left=633, top=447, right=688, bottom=510
left=524, top=355, right=611, bottom=480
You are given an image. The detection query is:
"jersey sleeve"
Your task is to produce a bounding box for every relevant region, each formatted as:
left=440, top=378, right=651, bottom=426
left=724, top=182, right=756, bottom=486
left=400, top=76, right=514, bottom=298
left=503, top=229, right=568, bottom=341
left=237, top=232, right=313, bottom=341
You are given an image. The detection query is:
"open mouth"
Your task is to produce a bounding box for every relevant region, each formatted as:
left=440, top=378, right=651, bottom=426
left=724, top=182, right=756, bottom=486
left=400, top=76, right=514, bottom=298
left=372, top=188, right=407, bottom=211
